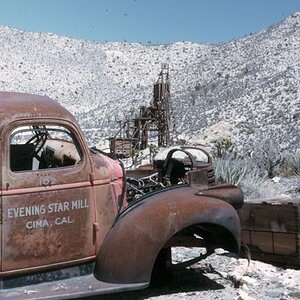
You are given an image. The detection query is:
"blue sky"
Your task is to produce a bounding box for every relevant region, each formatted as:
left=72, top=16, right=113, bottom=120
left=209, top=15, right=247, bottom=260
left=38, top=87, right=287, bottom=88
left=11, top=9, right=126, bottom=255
left=0, top=0, right=299, bottom=44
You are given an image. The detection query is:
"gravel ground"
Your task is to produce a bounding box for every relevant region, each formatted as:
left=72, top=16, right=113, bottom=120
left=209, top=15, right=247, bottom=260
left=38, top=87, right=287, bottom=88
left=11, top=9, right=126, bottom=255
left=84, top=248, right=300, bottom=300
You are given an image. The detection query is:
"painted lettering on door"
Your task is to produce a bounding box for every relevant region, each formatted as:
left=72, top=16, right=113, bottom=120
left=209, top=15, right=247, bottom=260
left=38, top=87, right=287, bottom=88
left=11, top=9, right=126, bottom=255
left=7, top=199, right=89, bottom=229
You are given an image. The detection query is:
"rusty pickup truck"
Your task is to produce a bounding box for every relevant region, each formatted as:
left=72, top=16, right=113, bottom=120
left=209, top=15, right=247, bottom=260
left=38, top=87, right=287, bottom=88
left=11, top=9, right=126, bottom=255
left=0, top=91, right=243, bottom=299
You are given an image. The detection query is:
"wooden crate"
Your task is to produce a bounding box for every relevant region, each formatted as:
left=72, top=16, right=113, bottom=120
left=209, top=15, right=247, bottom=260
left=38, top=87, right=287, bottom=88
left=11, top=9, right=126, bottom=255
left=238, top=199, right=300, bottom=267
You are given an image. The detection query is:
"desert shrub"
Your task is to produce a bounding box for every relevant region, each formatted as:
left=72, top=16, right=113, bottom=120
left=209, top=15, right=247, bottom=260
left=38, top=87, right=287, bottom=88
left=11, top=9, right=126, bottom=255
left=213, top=156, right=260, bottom=186
left=212, top=137, right=235, bottom=158
left=239, top=176, right=286, bottom=200
left=282, top=149, right=300, bottom=176
left=213, top=156, right=287, bottom=199
left=149, top=143, right=159, bottom=162
left=251, top=138, right=283, bottom=178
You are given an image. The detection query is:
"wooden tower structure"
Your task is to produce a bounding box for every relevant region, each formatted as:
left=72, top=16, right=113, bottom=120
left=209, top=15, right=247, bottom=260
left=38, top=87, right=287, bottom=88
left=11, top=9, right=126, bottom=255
left=109, top=64, right=172, bottom=158
left=152, top=63, right=171, bottom=147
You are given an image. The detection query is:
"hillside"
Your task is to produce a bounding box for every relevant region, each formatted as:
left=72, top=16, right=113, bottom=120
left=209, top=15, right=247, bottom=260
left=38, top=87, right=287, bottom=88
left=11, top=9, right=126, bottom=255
left=0, top=12, right=299, bottom=154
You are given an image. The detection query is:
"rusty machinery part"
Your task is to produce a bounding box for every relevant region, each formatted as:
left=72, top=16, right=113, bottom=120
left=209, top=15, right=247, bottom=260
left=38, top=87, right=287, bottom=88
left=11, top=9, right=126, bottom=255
left=159, top=147, right=215, bottom=186
left=169, top=146, right=212, bottom=163
left=95, top=184, right=243, bottom=284
left=126, top=173, right=165, bottom=202
left=126, top=147, right=216, bottom=202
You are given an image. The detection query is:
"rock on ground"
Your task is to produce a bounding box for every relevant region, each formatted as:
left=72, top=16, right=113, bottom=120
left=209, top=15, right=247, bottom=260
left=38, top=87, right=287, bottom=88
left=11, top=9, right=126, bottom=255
left=85, top=247, right=300, bottom=300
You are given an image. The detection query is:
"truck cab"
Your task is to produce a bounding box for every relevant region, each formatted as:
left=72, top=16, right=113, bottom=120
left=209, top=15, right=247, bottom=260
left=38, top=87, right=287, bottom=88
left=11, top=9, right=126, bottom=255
left=0, top=91, right=244, bottom=299
left=0, top=92, right=124, bottom=276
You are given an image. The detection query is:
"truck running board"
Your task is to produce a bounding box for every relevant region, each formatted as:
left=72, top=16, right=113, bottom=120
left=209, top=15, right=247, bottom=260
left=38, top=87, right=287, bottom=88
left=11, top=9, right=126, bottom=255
left=0, top=274, right=148, bottom=300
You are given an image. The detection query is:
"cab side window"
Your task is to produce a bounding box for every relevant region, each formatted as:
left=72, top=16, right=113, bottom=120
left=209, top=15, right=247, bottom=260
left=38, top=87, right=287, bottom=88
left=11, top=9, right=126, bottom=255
left=10, top=125, right=82, bottom=172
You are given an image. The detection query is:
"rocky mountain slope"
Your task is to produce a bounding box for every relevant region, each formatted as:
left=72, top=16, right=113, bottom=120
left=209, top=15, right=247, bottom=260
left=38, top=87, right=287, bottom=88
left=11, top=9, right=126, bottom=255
left=0, top=13, right=299, bottom=154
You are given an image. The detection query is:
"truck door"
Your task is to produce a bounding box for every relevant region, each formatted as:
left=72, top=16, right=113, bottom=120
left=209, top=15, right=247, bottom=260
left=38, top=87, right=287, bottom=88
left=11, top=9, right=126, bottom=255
left=0, top=138, right=2, bottom=273
left=1, top=121, right=95, bottom=274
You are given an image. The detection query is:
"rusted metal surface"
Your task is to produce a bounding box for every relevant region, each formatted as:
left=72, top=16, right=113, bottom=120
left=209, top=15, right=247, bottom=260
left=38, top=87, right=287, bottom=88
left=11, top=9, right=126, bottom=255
left=0, top=91, right=244, bottom=296
left=126, top=146, right=217, bottom=202
left=0, top=92, right=124, bottom=278
left=0, top=274, right=148, bottom=299
left=95, top=184, right=243, bottom=284
left=238, top=199, right=300, bottom=267
left=194, top=181, right=244, bottom=209
left=1, top=101, right=95, bottom=274
left=0, top=91, right=78, bottom=128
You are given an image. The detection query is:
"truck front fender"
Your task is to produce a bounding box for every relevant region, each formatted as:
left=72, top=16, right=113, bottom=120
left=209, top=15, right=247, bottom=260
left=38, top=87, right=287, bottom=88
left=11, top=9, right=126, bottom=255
left=95, top=185, right=241, bottom=284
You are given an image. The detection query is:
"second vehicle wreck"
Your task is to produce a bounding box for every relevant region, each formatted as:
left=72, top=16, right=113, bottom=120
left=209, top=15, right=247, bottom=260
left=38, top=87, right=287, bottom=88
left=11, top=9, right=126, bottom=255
left=0, top=91, right=244, bottom=299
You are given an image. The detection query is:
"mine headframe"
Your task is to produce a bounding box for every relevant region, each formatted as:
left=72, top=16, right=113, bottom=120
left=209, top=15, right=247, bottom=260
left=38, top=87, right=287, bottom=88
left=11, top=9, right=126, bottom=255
left=152, top=63, right=172, bottom=147
left=108, top=106, right=155, bottom=158
left=132, top=63, right=172, bottom=149
left=109, top=64, right=173, bottom=158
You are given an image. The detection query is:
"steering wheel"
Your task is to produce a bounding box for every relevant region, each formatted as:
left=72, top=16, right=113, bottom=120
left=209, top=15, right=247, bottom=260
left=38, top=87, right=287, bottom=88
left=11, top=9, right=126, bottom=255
left=26, top=132, right=48, bottom=161
left=161, top=149, right=194, bottom=185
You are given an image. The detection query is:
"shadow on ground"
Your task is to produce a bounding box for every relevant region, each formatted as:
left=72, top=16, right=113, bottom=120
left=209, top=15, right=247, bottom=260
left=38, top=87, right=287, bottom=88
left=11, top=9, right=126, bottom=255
left=82, top=267, right=225, bottom=300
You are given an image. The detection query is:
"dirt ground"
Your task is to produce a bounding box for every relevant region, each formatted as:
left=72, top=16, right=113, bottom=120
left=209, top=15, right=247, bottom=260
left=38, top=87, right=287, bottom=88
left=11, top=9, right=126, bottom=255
left=83, top=248, right=300, bottom=300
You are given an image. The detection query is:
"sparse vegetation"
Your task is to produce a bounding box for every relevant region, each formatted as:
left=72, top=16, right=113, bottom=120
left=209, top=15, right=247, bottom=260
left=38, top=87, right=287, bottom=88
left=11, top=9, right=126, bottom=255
left=1, top=14, right=299, bottom=152
left=282, top=149, right=300, bottom=176
left=212, top=137, right=235, bottom=158
left=251, top=138, right=283, bottom=178
left=213, top=155, right=288, bottom=199
left=211, top=137, right=299, bottom=199
left=149, top=143, right=159, bottom=162
left=213, top=156, right=261, bottom=186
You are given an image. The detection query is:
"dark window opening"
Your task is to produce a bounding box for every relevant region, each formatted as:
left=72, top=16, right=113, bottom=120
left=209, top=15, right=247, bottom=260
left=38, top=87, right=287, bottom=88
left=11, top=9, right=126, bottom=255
left=10, top=125, right=82, bottom=172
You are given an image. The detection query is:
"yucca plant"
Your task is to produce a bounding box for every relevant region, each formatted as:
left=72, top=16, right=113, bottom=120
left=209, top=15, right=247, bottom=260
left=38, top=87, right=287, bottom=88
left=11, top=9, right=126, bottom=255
left=282, top=149, right=300, bottom=176
left=213, top=156, right=287, bottom=199
left=213, top=156, right=260, bottom=186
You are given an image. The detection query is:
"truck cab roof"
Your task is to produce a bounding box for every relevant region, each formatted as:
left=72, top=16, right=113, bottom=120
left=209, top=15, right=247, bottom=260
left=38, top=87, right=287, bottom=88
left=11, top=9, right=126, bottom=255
left=0, top=91, right=77, bottom=129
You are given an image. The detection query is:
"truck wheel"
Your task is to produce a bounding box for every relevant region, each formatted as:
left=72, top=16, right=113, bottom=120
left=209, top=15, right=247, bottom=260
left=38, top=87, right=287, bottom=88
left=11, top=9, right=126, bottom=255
left=151, top=247, right=172, bottom=286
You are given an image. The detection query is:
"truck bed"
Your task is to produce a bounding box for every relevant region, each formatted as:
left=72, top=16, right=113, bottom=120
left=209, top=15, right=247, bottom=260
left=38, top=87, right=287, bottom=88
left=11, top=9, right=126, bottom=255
left=238, top=198, right=300, bottom=268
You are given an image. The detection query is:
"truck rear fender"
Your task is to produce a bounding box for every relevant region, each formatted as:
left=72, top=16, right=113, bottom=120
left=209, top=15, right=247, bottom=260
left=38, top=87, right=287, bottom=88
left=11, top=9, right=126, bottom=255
left=94, top=185, right=241, bottom=284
